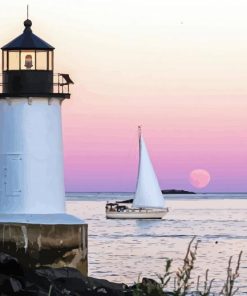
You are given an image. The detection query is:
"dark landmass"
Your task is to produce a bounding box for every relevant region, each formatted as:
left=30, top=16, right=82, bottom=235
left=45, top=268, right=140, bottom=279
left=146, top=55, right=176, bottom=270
left=161, top=189, right=195, bottom=194
left=117, top=189, right=195, bottom=203
left=117, top=199, right=133, bottom=204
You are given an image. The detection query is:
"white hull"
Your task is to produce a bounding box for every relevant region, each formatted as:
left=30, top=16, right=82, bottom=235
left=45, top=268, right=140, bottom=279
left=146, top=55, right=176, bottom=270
left=106, top=208, right=168, bottom=219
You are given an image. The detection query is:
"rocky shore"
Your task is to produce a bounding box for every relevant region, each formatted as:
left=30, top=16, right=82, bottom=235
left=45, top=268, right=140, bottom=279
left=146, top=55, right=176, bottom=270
left=0, top=252, right=155, bottom=296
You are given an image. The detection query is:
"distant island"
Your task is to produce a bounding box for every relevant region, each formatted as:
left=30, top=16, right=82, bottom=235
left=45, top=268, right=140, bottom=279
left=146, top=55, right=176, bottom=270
left=117, top=189, right=195, bottom=203
left=161, top=189, right=195, bottom=194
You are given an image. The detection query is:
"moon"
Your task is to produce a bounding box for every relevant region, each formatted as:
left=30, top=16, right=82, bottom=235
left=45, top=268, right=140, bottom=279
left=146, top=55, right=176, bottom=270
left=190, top=169, right=211, bottom=189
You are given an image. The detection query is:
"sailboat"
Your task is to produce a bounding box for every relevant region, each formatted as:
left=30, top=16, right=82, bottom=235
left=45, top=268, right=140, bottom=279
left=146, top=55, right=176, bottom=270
left=105, top=127, right=169, bottom=219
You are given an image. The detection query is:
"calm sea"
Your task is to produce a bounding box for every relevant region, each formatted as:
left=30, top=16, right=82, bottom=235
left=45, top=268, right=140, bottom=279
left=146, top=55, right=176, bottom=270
left=66, top=193, right=247, bottom=294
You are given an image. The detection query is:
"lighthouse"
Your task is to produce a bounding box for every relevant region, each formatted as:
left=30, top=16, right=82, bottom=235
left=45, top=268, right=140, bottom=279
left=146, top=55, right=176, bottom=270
left=0, top=18, right=87, bottom=274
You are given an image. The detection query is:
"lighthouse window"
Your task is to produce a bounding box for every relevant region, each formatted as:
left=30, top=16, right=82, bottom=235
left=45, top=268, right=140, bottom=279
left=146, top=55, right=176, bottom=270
left=48, top=51, right=53, bottom=70
left=36, top=51, right=48, bottom=70
left=3, top=51, right=7, bottom=71
left=8, top=51, right=19, bottom=70
left=21, top=51, right=35, bottom=70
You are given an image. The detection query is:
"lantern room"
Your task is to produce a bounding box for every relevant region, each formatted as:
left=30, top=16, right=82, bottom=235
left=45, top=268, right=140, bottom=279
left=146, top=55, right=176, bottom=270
left=2, top=48, right=53, bottom=71
left=1, top=19, right=54, bottom=94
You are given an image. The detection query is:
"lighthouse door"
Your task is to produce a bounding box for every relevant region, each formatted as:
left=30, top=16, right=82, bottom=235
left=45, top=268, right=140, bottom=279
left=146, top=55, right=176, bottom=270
left=0, top=155, right=4, bottom=196
left=6, top=154, right=22, bottom=196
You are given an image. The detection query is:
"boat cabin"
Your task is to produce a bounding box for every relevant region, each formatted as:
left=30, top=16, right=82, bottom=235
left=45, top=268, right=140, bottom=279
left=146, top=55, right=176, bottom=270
left=105, top=203, right=128, bottom=212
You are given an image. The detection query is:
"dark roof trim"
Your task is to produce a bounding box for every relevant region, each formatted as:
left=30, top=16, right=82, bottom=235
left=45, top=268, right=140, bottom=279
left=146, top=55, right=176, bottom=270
left=1, top=19, right=54, bottom=50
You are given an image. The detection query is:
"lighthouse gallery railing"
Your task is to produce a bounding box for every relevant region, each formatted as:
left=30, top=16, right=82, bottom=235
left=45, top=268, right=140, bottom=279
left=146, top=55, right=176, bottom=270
left=0, top=73, right=73, bottom=95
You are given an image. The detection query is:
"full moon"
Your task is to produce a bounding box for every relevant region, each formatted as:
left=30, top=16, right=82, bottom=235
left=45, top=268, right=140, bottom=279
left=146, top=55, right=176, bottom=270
left=190, top=169, right=211, bottom=189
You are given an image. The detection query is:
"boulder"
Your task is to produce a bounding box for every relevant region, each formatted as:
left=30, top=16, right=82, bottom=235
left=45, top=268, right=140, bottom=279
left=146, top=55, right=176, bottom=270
left=0, top=252, right=132, bottom=295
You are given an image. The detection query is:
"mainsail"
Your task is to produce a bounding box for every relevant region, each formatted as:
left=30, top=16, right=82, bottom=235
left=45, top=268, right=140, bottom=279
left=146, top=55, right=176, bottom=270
left=133, top=134, right=165, bottom=209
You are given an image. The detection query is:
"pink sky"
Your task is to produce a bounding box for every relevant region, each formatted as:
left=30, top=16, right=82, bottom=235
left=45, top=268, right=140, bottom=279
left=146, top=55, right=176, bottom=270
left=1, top=0, right=247, bottom=192
left=62, top=92, right=247, bottom=192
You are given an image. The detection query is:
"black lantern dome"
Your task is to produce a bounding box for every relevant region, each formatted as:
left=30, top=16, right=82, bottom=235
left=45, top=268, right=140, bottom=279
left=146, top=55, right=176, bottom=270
left=0, top=19, right=73, bottom=98
left=2, top=19, right=54, bottom=50
left=1, top=19, right=54, bottom=95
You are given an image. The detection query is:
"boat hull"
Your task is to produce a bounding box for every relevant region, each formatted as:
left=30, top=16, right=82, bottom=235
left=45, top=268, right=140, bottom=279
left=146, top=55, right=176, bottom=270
left=106, top=208, right=168, bottom=219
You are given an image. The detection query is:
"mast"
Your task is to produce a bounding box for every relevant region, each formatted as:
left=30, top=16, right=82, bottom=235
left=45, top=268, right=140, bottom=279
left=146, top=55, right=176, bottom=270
left=133, top=127, right=165, bottom=209
left=138, top=125, right=142, bottom=139
left=135, top=125, right=142, bottom=194
left=138, top=125, right=142, bottom=158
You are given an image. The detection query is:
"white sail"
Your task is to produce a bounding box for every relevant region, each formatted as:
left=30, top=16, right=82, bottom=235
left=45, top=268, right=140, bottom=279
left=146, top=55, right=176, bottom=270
left=133, top=136, right=165, bottom=209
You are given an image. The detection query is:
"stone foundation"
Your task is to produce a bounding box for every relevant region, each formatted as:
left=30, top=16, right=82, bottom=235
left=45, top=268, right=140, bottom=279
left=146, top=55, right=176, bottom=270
left=0, top=222, right=88, bottom=275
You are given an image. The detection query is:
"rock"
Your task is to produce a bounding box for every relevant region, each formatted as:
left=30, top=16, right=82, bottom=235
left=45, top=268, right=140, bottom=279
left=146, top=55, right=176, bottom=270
left=82, top=276, right=129, bottom=295
left=0, top=252, right=132, bottom=296
left=0, top=252, right=24, bottom=276
left=0, top=274, right=23, bottom=294
left=130, top=277, right=176, bottom=296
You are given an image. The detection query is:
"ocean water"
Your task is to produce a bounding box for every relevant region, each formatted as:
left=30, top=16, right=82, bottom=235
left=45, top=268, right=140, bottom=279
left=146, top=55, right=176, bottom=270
left=66, top=193, right=247, bottom=294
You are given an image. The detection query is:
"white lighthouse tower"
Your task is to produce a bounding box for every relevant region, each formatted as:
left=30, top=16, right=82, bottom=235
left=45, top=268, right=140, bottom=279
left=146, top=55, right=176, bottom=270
left=0, top=18, right=68, bottom=214
left=0, top=18, right=87, bottom=274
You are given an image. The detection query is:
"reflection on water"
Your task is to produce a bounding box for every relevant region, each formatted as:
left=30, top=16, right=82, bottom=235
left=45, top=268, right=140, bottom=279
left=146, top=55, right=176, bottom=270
left=66, top=194, right=247, bottom=294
